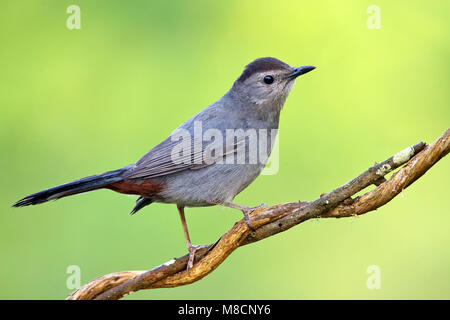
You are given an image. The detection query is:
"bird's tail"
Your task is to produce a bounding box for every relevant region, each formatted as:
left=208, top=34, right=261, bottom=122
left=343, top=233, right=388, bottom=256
left=12, top=167, right=128, bottom=207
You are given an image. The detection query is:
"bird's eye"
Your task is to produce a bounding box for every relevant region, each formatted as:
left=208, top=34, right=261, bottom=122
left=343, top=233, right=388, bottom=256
left=263, top=75, right=274, bottom=84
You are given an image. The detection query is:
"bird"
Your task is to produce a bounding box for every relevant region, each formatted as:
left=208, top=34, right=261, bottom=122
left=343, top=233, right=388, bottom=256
left=13, top=57, right=315, bottom=268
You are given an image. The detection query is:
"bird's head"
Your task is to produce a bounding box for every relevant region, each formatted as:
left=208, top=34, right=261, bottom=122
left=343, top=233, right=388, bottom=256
left=232, top=57, right=315, bottom=108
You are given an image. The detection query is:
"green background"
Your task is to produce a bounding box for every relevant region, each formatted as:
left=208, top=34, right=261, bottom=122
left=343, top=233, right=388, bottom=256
left=1, top=0, right=449, bottom=299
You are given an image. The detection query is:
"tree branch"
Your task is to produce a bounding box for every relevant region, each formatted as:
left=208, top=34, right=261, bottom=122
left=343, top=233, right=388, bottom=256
left=67, top=128, right=450, bottom=300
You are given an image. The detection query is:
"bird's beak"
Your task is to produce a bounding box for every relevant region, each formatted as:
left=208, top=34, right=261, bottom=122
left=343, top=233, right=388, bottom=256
left=285, top=65, right=316, bottom=79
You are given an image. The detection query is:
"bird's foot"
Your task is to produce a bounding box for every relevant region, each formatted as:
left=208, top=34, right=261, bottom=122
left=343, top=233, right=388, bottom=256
left=239, top=203, right=267, bottom=231
left=186, top=244, right=209, bottom=271
left=210, top=201, right=267, bottom=231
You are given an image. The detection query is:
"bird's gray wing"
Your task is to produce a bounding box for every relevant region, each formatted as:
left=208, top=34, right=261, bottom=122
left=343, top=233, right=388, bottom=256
left=124, top=134, right=244, bottom=179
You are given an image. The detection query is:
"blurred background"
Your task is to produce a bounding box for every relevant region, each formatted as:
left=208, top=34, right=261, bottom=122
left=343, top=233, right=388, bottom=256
left=0, top=0, right=449, bottom=299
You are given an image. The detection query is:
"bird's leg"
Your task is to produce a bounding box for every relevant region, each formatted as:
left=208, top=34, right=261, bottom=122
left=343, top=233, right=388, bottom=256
left=210, top=201, right=266, bottom=230
left=177, top=205, right=198, bottom=270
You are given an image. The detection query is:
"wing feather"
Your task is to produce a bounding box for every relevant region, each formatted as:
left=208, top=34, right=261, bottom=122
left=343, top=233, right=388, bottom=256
left=124, top=135, right=242, bottom=179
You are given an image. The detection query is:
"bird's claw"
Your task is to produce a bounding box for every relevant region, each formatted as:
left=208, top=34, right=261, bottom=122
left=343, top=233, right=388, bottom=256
left=242, top=203, right=266, bottom=231
left=187, top=246, right=197, bottom=270
left=186, top=244, right=209, bottom=271
left=242, top=210, right=255, bottom=231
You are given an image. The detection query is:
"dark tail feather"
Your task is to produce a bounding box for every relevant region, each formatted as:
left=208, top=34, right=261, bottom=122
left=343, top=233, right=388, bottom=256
left=12, top=168, right=127, bottom=207
left=129, top=196, right=153, bottom=215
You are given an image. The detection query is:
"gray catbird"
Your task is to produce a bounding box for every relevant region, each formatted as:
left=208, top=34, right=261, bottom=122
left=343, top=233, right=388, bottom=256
left=13, top=57, right=315, bottom=267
